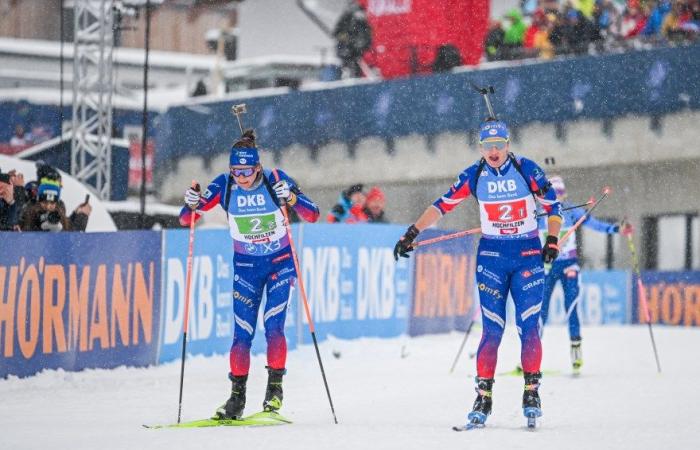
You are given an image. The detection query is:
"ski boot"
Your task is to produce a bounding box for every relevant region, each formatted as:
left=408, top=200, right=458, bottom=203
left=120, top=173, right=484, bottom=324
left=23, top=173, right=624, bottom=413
left=570, top=338, right=583, bottom=375
left=523, top=371, right=542, bottom=429
left=263, top=367, right=286, bottom=412
left=214, top=373, right=247, bottom=420
left=465, top=377, right=494, bottom=429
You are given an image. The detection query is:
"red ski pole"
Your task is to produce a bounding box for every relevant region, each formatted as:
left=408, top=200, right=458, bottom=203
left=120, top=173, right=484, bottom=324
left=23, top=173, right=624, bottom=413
left=177, top=181, right=199, bottom=423
left=624, top=227, right=662, bottom=373
left=411, top=227, right=482, bottom=249
left=557, top=187, right=611, bottom=249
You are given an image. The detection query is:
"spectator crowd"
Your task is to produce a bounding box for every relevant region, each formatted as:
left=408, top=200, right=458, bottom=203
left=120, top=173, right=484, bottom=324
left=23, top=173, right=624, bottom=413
left=485, top=0, right=700, bottom=61
left=0, top=162, right=92, bottom=232
left=326, top=184, right=388, bottom=224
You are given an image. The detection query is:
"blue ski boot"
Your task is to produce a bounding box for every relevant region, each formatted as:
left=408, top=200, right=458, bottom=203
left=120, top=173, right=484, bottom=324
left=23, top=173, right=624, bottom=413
left=523, top=371, right=542, bottom=429
left=458, top=377, right=494, bottom=430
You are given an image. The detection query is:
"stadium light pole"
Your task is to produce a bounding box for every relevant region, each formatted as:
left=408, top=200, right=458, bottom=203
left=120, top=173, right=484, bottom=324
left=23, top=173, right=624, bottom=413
left=139, top=0, right=151, bottom=228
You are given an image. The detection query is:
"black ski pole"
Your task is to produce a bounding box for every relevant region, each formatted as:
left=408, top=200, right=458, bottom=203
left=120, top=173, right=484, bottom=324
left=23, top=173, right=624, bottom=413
left=449, top=298, right=481, bottom=373
left=273, top=170, right=338, bottom=424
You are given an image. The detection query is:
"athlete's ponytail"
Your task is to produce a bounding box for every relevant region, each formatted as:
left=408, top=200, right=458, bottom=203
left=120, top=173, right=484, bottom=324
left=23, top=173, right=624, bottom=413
left=233, top=128, right=256, bottom=148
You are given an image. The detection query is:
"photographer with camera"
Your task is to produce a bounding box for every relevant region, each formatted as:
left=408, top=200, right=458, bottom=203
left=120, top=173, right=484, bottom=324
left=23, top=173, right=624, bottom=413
left=20, top=162, right=92, bottom=232
left=21, top=179, right=69, bottom=231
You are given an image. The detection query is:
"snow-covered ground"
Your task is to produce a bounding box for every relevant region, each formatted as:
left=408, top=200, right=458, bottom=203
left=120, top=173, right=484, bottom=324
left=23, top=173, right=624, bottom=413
left=2, top=325, right=698, bottom=450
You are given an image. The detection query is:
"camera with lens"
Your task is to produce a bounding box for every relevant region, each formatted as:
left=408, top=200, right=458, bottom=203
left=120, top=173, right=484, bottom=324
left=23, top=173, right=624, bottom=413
left=39, top=210, right=63, bottom=231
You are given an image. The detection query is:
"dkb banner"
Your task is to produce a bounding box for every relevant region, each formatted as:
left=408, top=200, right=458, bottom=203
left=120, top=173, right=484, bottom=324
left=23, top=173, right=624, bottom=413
left=295, top=224, right=413, bottom=343
left=0, top=231, right=162, bottom=378
left=545, top=270, right=630, bottom=325
left=158, top=229, right=299, bottom=364
left=632, top=271, right=700, bottom=326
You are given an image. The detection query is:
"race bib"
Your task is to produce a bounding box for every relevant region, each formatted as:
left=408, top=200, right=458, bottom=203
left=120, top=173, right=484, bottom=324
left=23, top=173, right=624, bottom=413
left=480, top=196, right=537, bottom=237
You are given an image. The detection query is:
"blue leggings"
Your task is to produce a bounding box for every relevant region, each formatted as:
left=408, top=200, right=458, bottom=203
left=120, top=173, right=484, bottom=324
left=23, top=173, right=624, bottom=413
left=475, top=237, right=544, bottom=378
left=541, top=258, right=581, bottom=340
left=230, top=250, right=296, bottom=376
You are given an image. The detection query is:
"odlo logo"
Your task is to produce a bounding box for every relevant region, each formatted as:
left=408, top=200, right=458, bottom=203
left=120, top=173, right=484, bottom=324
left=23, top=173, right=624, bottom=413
left=233, top=290, right=254, bottom=307
left=478, top=283, right=502, bottom=299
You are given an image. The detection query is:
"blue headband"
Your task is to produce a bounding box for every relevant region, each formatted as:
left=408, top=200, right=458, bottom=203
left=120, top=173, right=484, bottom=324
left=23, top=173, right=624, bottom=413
left=230, top=146, right=260, bottom=166
left=479, top=120, right=510, bottom=142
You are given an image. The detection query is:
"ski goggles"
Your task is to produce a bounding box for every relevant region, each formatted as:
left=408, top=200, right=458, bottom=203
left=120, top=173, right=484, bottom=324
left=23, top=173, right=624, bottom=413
left=480, top=139, right=508, bottom=151
left=231, top=167, right=256, bottom=177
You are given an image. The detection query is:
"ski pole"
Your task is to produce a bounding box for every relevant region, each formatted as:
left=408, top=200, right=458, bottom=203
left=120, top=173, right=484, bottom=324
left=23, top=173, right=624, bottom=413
left=413, top=200, right=594, bottom=249
left=272, top=170, right=338, bottom=424
left=557, top=187, right=611, bottom=249
left=535, top=199, right=594, bottom=218
left=177, top=181, right=199, bottom=423
left=449, top=301, right=481, bottom=374
left=624, top=224, right=662, bottom=373
left=411, top=227, right=481, bottom=249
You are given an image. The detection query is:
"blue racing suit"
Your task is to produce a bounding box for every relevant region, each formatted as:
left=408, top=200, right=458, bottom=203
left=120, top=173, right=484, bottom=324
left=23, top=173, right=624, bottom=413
left=180, top=168, right=319, bottom=375
left=433, top=154, right=562, bottom=378
left=538, top=203, right=619, bottom=340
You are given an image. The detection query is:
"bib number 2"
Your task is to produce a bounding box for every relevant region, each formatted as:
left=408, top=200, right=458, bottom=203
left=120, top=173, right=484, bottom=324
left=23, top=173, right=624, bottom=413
left=487, top=199, right=527, bottom=222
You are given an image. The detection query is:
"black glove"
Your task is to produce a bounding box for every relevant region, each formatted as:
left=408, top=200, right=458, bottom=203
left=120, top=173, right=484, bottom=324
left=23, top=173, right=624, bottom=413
left=542, top=235, right=559, bottom=264
left=393, top=224, right=420, bottom=261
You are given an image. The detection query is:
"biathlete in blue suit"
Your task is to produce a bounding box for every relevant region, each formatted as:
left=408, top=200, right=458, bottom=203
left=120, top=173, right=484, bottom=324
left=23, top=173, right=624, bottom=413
left=537, top=175, right=632, bottom=374
left=393, top=119, right=562, bottom=427
left=179, top=129, right=319, bottom=420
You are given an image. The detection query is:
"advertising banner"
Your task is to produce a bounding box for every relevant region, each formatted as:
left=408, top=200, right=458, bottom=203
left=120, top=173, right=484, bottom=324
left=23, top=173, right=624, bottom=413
left=0, top=231, right=162, bottom=378
left=295, top=224, right=412, bottom=343
left=408, top=229, right=477, bottom=336
left=632, top=271, right=700, bottom=326
left=545, top=270, right=630, bottom=326
left=157, top=45, right=700, bottom=160
left=159, top=229, right=299, bottom=364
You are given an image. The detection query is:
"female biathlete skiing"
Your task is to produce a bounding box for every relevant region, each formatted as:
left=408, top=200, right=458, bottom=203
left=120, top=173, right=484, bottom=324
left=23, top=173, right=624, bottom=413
left=179, top=129, right=319, bottom=420
left=393, top=119, right=563, bottom=430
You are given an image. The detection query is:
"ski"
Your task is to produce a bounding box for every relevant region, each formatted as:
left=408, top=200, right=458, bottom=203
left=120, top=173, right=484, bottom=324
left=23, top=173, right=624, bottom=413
left=452, top=412, right=487, bottom=431
left=452, top=422, right=485, bottom=432
left=524, top=407, right=541, bottom=430
left=143, top=411, right=292, bottom=429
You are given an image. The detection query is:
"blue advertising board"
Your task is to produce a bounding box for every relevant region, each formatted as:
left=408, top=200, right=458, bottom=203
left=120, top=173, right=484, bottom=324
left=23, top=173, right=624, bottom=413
left=408, top=229, right=478, bottom=336
left=156, top=45, right=700, bottom=161
left=158, top=228, right=299, bottom=364
left=544, top=270, right=630, bottom=326
left=0, top=231, right=162, bottom=378
left=294, top=224, right=412, bottom=343
left=632, top=271, right=700, bottom=326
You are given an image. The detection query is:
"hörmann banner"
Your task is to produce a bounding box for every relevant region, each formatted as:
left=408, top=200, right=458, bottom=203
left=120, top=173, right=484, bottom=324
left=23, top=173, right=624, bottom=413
left=632, top=271, right=700, bottom=326
left=408, top=229, right=478, bottom=336
left=0, top=231, right=162, bottom=378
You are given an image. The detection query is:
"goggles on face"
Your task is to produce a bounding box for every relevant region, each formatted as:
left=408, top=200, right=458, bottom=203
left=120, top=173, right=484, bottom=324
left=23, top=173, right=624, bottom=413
left=231, top=167, right=256, bottom=177
left=480, top=139, right=508, bottom=151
